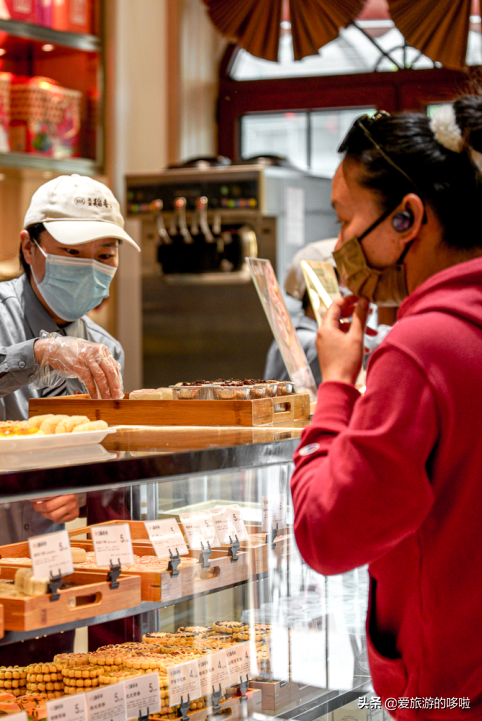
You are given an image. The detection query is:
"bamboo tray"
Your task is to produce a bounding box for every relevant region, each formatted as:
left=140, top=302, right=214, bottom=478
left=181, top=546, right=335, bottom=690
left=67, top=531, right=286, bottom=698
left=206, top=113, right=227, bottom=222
left=69, top=519, right=291, bottom=578
left=0, top=564, right=141, bottom=631
left=240, top=525, right=291, bottom=575
left=28, top=394, right=311, bottom=427
left=148, top=689, right=262, bottom=721
left=67, top=524, right=249, bottom=603
left=249, top=679, right=299, bottom=710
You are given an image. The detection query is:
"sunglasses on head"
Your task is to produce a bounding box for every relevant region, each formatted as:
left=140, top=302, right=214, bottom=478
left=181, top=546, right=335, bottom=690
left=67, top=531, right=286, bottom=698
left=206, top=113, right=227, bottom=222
left=338, top=111, right=419, bottom=192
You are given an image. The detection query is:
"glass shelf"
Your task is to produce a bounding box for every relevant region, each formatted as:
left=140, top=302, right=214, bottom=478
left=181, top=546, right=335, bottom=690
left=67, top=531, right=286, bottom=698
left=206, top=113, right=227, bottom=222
left=0, top=18, right=100, bottom=52
left=0, top=151, right=99, bottom=174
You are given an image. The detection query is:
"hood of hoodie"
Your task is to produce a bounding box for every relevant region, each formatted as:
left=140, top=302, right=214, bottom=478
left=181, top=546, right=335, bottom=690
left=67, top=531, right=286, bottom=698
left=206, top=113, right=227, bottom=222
left=397, top=255, right=482, bottom=331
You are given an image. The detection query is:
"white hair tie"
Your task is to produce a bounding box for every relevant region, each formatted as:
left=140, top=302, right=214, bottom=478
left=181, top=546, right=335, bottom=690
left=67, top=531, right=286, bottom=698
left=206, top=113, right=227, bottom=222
left=430, top=105, right=463, bottom=153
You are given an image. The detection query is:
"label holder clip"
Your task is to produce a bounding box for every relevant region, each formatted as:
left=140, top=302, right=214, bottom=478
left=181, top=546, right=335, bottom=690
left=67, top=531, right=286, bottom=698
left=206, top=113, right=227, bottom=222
left=168, top=548, right=181, bottom=577
left=199, top=542, right=212, bottom=569
left=48, top=570, right=63, bottom=602
left=107, top=558, right=122, bottom=589
left=227, top=535, right=240, bottom=563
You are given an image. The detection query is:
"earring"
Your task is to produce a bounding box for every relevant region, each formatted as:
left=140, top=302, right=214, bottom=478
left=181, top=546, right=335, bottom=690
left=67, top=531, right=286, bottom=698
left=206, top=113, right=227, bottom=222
left=392, top=210, right=414, bottom=232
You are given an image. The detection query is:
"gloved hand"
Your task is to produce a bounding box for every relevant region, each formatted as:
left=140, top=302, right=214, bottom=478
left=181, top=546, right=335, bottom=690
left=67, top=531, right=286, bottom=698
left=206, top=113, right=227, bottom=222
left=33, top=333, right=124, bottom=400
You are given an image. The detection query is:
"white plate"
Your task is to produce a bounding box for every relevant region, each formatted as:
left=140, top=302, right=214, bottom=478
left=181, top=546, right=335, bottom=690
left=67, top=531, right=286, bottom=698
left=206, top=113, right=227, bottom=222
left=0, top=444, right=117, bottom=471
left=0, top=428, right=116, bottom=454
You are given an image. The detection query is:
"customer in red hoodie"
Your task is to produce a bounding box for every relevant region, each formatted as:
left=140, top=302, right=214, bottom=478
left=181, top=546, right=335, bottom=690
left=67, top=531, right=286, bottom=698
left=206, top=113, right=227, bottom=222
left=290, top=96, right=482, bottom=720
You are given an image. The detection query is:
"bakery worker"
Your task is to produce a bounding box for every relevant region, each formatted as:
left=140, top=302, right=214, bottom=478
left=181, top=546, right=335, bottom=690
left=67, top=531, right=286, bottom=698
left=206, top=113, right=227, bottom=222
left=263, top=240, right=338, bottom=385
left=0, top=174, right=140, bottom=543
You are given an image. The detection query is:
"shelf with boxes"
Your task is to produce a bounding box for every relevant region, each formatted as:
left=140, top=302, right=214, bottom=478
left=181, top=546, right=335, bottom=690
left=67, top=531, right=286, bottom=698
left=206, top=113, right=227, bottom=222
left=0, top=0, right=102, bottom=174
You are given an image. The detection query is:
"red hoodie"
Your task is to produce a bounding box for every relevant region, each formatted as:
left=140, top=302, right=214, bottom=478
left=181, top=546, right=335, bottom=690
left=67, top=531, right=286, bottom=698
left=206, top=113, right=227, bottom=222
left=291, top=257, right=482, bottom=720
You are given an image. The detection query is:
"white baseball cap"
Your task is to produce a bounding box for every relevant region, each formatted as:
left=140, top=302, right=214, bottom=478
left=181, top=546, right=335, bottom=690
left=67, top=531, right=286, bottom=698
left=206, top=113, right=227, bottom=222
left=24, top=174, right=140, bottom=251
left=284, top=238, right=338, bottom=300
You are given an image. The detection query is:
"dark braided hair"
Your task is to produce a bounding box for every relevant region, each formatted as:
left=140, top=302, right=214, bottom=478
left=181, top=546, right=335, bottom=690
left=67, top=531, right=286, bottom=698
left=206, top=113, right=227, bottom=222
left=339, top=95, right=482, bottom=250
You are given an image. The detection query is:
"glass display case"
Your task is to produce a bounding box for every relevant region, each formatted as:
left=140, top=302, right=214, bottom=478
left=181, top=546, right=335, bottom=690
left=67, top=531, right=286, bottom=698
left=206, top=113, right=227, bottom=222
left=0, top=428, right=377, bottom=721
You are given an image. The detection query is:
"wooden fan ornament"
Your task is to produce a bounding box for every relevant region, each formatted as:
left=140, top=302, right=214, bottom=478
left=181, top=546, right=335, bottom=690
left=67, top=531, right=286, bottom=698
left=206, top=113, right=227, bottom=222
left=203, top=0, right=365, bottom=61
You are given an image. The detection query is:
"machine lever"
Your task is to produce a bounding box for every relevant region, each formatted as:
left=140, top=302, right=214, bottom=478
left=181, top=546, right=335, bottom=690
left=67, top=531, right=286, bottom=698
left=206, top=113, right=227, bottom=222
left=197, top=196, right=215, bottom=243
left=151, top=199, right=172, bottom=245
left=175, top=197, right=193, bottom=244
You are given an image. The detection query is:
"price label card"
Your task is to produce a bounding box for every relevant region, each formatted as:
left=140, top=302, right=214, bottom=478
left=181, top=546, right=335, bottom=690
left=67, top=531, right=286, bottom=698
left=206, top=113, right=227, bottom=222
left=87, top=682, right=126, bottom=721
left=198, top=649, right=231, bottom=696
left=144, top=519, right=188, bottom=559
left=167, top=660, right=202, bottom=707
left=210, top=505, right=248, bottom=544
left=179, top=512, right=220, bottom=550
left=262, top=494, right=287, bottom=532
left=125, top=672, right=160, bottom=719
left=29, top=529, right=73, bottom=581
left=5, top=713, right=27, bottom=721
left=47, top=693, right=87, bottom=721
left=91, top=523, right=134, bottom=568
left=225, top=642, right=258, bottom=682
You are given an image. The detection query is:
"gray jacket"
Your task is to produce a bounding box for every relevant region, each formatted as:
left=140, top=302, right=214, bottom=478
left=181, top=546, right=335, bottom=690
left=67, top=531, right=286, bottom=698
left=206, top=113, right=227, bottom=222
left=264, top=314, right=321, bottom=386
left=0, top=273, right=124, bottom=544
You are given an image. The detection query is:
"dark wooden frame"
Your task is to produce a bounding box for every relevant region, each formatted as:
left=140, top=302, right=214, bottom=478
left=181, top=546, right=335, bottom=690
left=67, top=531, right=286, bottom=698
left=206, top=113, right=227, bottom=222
left=218, top=44, right=482, bottom=160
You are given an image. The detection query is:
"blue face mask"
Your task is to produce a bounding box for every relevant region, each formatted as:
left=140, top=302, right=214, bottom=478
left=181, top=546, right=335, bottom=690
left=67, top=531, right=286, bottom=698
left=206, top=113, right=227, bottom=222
left=32, top=241, right=117, bottom=322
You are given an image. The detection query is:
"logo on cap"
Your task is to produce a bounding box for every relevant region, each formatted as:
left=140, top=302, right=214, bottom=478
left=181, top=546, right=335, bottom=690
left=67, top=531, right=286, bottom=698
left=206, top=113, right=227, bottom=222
left=74, top=197, right=85, bottom=206
left=298, top=443, right=320, bottom=457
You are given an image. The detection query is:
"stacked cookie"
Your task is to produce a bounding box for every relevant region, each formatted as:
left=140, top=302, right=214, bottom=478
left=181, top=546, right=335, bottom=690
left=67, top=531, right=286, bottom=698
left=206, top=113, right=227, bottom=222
left=0, top=667, right=27, bottom=696
left=25, top=663, right=65, bottom=698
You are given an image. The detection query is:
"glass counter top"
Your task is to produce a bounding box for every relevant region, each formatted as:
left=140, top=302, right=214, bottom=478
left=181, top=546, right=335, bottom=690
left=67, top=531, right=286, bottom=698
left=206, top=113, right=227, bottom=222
left=0, top=422, right=309, bottom=501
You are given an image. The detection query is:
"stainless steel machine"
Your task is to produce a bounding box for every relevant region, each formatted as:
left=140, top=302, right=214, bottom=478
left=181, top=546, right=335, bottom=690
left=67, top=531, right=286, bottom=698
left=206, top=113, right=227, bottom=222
left=125, top=162, right=336, bottom=388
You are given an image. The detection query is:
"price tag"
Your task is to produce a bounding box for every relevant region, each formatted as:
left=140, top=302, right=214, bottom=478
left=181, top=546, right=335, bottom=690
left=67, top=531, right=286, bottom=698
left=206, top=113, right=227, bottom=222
left=144, top=519, right=188, bottom=559
left=124, top=672, right=160, bottom=719
left=225, top=642, right=258, bottom=681
left=210, top=505, right=248, bottom=544
left=262, top=494, right=287, bottom=532
left=86, top=682, right=126, bottom=721
left=198, top=649, right=231, bottom=696
left=91, top=523, right=134, bottom=568
left=179, top=512, right=220, bottom=550
left=167, top=659, right=202, bottom=707
left=5, top=713, right=27, bottom=721
left=29, top=529, right=73, bottom=581
left=47, top=693, right=87, bottom=721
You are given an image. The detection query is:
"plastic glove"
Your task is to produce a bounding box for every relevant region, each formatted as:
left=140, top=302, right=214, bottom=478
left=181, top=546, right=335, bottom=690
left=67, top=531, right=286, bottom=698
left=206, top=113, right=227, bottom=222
left=33, top=332, right=124, bottom=400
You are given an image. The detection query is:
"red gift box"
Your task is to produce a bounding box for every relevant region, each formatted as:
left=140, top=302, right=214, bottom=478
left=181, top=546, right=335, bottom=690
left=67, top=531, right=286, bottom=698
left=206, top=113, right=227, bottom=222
left=9, top=75, right=82, bottom=158
left=34, top=0, right=52, bottom=27
left=0, top=72, right=12, bottom=152
left=4, top=0, right=35, bottom=22
left=52, top=0, right=91, bottom=34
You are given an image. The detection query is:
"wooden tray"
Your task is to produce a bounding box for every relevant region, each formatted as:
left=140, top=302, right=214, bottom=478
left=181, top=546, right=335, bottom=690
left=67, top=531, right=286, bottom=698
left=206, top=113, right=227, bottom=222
left=28, top=394, right=310, bottom=427
left=67, top=524, right=250, bottom=603
left=240, top=525, right=291, bottom=576
left=0, top=565, right=141, bottom=631
left=148, top=689, right=261, bottom=721
left=249, top=679, right=298, bottom=710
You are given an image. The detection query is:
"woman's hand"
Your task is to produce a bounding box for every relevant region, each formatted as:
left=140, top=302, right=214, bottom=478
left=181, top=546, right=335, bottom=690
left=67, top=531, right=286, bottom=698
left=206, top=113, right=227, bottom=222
left=32, top=495, right=81, bottom=523
left=316, top=295, right=369, bottom=385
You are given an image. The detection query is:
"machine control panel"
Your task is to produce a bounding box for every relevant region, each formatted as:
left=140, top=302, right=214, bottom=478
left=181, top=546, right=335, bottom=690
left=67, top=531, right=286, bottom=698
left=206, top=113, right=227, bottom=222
left=126, top=179, right=259, bottom=214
